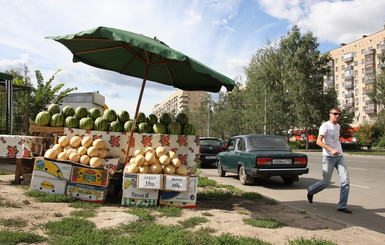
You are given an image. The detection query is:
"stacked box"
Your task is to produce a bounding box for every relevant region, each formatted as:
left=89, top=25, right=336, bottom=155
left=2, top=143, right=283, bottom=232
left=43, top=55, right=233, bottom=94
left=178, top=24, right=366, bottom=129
left=66, top=182, right=108, bottom=203
left=159, top=176, right=198, bottom=208
left=121, top=173, right=159, bottom=207
left=29, top=157, right=72, bottom=195
left=69, top=165, right=110, bottom=203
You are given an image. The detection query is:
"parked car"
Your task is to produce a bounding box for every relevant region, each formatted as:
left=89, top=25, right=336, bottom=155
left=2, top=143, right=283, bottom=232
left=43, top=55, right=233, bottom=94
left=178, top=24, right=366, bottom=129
left=199, top=137, right=226, bottom=167
left=217, top=135, right=309, bottom=184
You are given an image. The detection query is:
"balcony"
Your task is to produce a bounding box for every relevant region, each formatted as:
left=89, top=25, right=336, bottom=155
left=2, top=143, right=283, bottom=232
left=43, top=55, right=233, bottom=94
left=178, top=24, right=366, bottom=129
left=365, top=99, right=374, bottom=105
left=365, top=65, right=375, bottom=74
left=343, top=52, right=354, bottom=63
left=365, top=58, right=374, bottom=66
left=343, top=102, right=354, bottom=108
left=364, top=49, right=375, bottom=56
left=326, top=77, right=334, bottom=86
left=364, top=76, right=374, bottom=85
left=380, top=41, right=385, bottom=52
left=344, top=70, right=354, bottom=80
left=365, top=104, right=376, bottom=114
left=344, top=92, right=354, bottom=98
left=345, top=81, right=353, bottom=89
left=344, top=65, right=354, bottom=71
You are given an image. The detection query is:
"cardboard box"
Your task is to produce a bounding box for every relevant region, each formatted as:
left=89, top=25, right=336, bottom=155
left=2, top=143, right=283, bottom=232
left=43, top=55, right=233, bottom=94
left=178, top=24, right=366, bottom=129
left=121, top=173, right=159, bottom=207
left=163, top=175, right=189, bottom=192
left=29, top=175, right=67, bottom=195
left=159, top=176, right=198, bottom=208
left=66, top=182, right=108, bottom=203
left=121, top=197, right=158, bottom=207
left=71, top=165, right=110, bottom=187
left=137, top=174, right=163, bottom=190
left=33, top=157, right=72, bottom=181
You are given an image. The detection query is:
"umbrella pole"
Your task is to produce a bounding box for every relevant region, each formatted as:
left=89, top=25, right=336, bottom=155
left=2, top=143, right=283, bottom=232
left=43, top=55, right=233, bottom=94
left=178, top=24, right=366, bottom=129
left=124, top=64, right=150, bottom=164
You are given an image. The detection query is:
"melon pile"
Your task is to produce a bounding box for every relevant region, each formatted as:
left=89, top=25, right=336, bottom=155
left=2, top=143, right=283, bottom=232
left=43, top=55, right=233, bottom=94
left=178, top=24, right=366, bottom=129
left=124, top=146, right=188, bottom=176
left=44, top=135, right=109, bottom=168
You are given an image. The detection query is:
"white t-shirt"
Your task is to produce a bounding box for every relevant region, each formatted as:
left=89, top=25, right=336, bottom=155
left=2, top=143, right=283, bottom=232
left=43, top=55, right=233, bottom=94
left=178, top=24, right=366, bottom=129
left=319, top=121, right=343, bottom=156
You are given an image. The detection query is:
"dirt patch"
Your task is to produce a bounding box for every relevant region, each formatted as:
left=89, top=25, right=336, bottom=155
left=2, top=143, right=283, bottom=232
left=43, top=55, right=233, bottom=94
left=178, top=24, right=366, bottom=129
left=0, top=174, right=384, bottom=245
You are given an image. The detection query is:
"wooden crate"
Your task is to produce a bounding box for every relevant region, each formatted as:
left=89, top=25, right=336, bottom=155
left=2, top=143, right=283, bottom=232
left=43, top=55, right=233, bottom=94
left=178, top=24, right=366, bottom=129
left=29, top=120, right=64, bottom=135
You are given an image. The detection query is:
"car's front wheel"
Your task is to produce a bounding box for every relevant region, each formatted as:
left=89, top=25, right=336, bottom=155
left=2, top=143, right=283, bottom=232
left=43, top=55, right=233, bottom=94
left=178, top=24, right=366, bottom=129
left=238, top=165, right=253, bottom=185
left=217, top=160, right=226, bottom=177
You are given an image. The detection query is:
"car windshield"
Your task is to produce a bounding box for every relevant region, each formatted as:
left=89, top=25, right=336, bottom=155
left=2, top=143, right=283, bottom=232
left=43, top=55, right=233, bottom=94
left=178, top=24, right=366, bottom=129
left=247, top=136, right=290, bottom=151
left=200, top=139, right=221, bottom=146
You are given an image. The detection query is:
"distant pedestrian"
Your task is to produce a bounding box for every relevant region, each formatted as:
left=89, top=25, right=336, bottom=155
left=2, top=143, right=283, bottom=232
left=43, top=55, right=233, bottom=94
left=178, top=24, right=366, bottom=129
left=307, top=107, right=352, bottom=214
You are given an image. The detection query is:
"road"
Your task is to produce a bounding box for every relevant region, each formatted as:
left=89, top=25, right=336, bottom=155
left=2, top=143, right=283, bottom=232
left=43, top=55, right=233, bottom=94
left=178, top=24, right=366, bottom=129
left=200, top=152, right=385, bottom=235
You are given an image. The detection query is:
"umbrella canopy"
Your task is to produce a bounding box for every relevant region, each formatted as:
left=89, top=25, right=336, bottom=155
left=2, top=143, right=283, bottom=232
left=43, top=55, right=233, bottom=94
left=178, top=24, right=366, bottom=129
left=46, top=26, right=236, bottom=164
left=46, top=26, right=235, bottom=92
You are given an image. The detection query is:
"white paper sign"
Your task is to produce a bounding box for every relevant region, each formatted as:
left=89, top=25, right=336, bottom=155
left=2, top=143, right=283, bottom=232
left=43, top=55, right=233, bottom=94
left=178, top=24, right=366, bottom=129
left=137, top=174, right=163, bottom=190
left=163, top=175, right=189, bottom=192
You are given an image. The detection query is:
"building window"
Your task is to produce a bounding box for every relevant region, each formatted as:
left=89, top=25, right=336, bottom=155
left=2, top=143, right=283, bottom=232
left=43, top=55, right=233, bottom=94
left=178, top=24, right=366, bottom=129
left=336, top=84, right=339, bottom=89
left=361, top=49, right=365, bottom=54
left=335, top=58, right=339, bottom=63
left=355, top=70, right=358, bottom=76
left=336, top=67, right=338, bottom=72
left=336, top=75, right=339, bottom=80
left=341, top=64, right=345, bottom=70
left=354, top=61, right=358, bottom=66
left=362, top=68, right=365, bottom=74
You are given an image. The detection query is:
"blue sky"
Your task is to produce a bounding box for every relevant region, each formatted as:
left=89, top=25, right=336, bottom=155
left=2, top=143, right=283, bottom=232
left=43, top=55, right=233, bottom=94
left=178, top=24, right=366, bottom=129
left=1, top=0, right=385, bottom=116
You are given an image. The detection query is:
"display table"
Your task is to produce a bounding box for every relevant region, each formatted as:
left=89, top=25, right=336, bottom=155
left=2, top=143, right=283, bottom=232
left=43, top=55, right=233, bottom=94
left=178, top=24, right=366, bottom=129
left=63, top=128, right=200, bottom=167
left=0, top=135, right=45, bottom=183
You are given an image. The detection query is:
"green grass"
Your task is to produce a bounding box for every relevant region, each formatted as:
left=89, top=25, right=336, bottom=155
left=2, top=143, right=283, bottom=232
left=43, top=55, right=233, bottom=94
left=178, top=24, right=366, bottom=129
left=153, top=206, right=183, bottom=217
left=0, top=171, right=13, bottom=175
left=0, top=229, right=46, bottom=244
left=25, top=190, right=77, bottom=202
left=288, top=237, right=337, bottom=245
left=0, top=218, right=28, bottom=228
left=70, top=209, right=97, bottom=218
left=178, top=216, right=209, bottom=228
left=243, top=218, right=286, bottom=228
left=69, top=201, right=102, bottom=209
left=201, top=212, right=213, bottom=216
left=241, top=192, right=263, bottom=200
left=125, top=207, right=155, bottom=221
left=0, top=196, right=20, bottom=208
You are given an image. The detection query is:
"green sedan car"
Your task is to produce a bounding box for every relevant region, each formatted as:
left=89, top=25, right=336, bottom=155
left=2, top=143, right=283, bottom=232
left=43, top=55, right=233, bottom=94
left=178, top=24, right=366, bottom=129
left=217, top=135, right=309, bottom=185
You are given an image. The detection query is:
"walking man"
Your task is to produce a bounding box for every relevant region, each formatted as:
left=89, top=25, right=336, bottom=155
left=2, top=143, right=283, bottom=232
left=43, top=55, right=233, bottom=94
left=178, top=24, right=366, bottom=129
left=307, top=107, right=352, bottom=214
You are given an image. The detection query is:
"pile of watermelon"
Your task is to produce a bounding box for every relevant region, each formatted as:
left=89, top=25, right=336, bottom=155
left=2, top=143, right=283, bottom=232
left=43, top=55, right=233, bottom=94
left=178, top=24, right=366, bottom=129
left=35, top=104, right=196, bottom=135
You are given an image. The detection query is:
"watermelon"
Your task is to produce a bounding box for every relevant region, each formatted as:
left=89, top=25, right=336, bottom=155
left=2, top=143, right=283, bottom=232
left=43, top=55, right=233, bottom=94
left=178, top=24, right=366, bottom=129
left=94, top=117, right=109, bottom=131
left=182, top=123, right=196, bottom=135
left=61, top=106, right=75, bottom=118
left=79, top=117, right=94, bottom=130
left=47, top=104, right=61, bottom=116
left=75, top=106, right=89, bottom=120
left=153, top=122, right=167, bottom=134
left=118, top=110, right=130, bottom=123
left=137, top=112, right=146, bottom=124
left=103, top=109, right=117, bottom=122
left=146, top=114, right=158, bottom=125
left=167, top=121, right=182, bottom=135
left=89, top=108, right=102, bottom=120
left=50, top=113, right=65, bottom=127
left=124, top=120, right=135, bottom=132
left=176, top=112, right=189, bottom=126
left=110, top=121, right=123, bottom=132
left=64, top=116, right=79, bottom=128
left=138, top=122, right=152, bottom=133
left=35, top=111, right=51, bottom=126
left=159, top=113, right=172, bottom=126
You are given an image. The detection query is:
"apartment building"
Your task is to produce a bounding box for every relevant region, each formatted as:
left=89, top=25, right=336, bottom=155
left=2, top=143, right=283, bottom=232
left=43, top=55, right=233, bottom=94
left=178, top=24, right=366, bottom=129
left=152, top=90, right=208, bottom=117
left=325, top=26, right=385, bottom=127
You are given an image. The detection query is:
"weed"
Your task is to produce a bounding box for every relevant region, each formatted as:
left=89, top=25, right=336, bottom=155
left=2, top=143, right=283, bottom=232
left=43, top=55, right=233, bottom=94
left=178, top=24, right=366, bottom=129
left=178, top=216, right=209, bottom=228
left=0, top=229, right=46, bottom=244
left=237, top=210, right=249, bottom=215
left=43, top=217, right=96, bottom=236
left=240, top=192, right=263, bottom=200
left=154, top=206, right=183, bottom=217
left=69, top=201, right=102, bottom=209
left=0, top=171, right=13, bottom=175
left=198, top=176, right=218, bottom=187
left=201, top=211, right=213, bottom=216
left=70, top=209, right=97, bottom=218
left=125, top=207, right=155, bottom=221
left=0, top=218, right=28, bottom=228
left=288, top=237, right=337, bottom=245
left=198, top=189, right=234, bottom=200
left=243, top=218, right=286, bottom=228
left=0, top=199, right=20, bottom=208
left=22, top=199, right=30, bottom=205
left=25, top=190, right=77, bottom=203
left=53, top=212, right=63, bottom=217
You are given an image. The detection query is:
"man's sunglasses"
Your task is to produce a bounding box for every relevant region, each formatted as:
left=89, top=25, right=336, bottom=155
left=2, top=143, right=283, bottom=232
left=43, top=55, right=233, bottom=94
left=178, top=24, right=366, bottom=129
left=331, top=112, right=341, bottom=116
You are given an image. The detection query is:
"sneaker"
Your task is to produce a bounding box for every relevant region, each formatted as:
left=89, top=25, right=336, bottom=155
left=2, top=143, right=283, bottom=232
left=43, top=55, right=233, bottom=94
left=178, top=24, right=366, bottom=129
left=307, top=193, right=313, bottom=203
left=337, top=208, right=352, bottom=214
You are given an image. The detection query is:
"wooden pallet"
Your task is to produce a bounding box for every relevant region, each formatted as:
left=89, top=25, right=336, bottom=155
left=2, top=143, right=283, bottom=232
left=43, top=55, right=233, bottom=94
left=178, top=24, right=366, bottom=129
left=29, top=120, right=64, bottom=135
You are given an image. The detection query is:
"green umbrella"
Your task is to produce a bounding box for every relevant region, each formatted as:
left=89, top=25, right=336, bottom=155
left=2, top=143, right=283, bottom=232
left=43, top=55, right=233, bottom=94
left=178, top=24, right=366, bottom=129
left=46, top=26, right=236, bottom=163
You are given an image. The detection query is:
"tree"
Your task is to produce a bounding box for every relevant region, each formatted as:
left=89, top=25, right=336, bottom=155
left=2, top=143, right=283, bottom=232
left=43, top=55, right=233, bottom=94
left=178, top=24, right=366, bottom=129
left=29, top=69, right=77, bottom=119
left=352, top=121, right=374, bottom=150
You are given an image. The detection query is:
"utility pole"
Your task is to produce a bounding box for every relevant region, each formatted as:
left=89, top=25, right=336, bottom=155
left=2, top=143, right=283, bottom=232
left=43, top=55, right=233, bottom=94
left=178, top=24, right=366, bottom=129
left=207, top=103, right=210, bottom=137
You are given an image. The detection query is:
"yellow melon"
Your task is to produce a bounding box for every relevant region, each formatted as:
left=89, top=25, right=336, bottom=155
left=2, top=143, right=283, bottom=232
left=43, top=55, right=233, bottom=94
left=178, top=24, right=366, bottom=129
left=163, top=164, right=175, bottom=174
left=134, top=149, right=144, bottom=156
left=58, top=136, right=70, bottom=147
left=89, top=157, right=103, bottom=168
left=155, top=146, right=168, bottom=158
left=44, top=149, right=58, bottom=159
left=80, top=155, right=90, bottom=165
left=176, top=165, right=188, bottom=176
left=69, top=152, right=80, bottom=163
left=98, top=149, right=109, bottom=158
left=150, top=163, right=162, bottom=174
left=57, top=151, right=69, bottom=161
left=125, top=163, right=138, bottom=174
left=52, top=144, right=63, bottom=154
left=93, top=139, right=106, bottom=149
left=139, top=165, right=150, bottom=174
left=70, top=136, right=82, bottom=147
left=171, top=158, right=181, bottom=168
left=81, top=136, right=93, bottom=148
left=77, top=146, right=88, bottom=156
left=135, top=155, right=145, bottom=166
left=168, top=150, right=177, bottom=160
left=145, top=152, right=156, bottom=164
left=159, top=155, right=170, bottom=166
left=87, top=146, right=100, bottom=157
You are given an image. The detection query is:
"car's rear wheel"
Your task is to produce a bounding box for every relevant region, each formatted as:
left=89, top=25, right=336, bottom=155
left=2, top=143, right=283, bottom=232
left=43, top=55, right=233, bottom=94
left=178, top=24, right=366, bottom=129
left=217, top=160, right=226, bottom=177
left=239, top=165, right=253, bottom=185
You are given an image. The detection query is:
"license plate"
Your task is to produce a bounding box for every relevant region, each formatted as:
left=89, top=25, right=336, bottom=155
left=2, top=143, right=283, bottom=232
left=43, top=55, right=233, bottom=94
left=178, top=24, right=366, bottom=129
left=206, top=156, right=217, bottom=159
left=272, top=159, right=292, bottom=164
